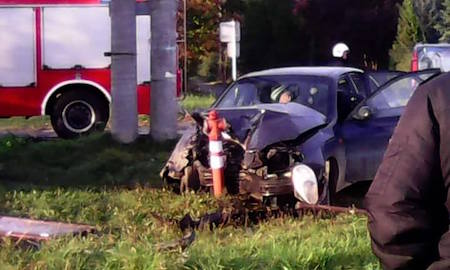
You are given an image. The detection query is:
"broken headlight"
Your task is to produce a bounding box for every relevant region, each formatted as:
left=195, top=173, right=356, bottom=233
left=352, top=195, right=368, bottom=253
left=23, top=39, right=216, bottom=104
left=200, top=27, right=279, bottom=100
left=292, top=164, right=319, bottom=204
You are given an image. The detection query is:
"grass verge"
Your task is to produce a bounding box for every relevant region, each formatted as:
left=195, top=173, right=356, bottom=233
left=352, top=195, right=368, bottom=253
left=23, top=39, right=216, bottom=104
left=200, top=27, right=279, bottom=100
left=0, top=116, right=51, bottom=130
left=0, top=187, right=379, bottom=270
left=0, top=133, right=176, bottom=188
left=0, top=135, right=379, bottom=269
left=180, top=94, right=216, bottom=113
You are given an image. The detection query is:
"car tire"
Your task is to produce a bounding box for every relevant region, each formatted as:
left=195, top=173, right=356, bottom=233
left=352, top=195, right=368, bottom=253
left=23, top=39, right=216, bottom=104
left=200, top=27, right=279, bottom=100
left=51, top=91, right=109, bottom=139
left=180, top=166, right=200, bottom=193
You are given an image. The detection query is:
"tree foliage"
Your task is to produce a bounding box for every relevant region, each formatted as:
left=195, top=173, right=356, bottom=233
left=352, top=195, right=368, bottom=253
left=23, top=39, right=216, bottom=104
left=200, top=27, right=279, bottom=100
left=292, top=0, right=401, bottom=69
left=436, top=0, right=450, bottom=42
left=183, top=0, right=222, bottom=77
left=238, top=0, right=302, bottom=72
left=183, top=0, right=406, bottom=78
left=389, top=0, right=422, bottom=71
left=414, top=0, right=443, bottom=42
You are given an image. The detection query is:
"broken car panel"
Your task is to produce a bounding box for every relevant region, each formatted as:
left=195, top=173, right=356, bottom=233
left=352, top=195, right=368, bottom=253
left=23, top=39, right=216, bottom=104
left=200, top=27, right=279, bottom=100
left=161, top=67, right=440, bottom=205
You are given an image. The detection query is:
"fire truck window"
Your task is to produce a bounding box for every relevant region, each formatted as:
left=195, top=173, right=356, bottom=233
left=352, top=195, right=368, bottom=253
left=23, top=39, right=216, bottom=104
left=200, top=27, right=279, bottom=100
left=0, top=8, right=35, bottom=87
left=42, top=7, right=111, bottom=69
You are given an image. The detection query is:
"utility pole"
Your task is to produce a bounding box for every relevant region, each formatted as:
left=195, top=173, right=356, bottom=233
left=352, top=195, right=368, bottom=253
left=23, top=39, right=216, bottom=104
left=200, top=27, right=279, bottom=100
left=110, top=0, right=138, bottom=143
left=150, top=0, right=178, bottom=141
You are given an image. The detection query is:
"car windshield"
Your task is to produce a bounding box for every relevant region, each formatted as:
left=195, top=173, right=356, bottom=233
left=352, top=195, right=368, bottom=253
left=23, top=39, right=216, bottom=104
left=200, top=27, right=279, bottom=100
left=215, top=75, right=332, bottom=116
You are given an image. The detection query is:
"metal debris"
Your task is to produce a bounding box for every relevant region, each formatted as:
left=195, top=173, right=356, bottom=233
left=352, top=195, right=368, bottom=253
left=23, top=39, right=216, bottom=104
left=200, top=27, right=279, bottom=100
left=152, top=197, right=367, bottom=251
left=0, top=216, right=95, bottom=242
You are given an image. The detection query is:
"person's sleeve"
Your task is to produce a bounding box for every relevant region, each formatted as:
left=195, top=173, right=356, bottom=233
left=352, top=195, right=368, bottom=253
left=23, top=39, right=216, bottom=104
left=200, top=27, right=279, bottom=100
left=365, top=86, right=445, bottom=270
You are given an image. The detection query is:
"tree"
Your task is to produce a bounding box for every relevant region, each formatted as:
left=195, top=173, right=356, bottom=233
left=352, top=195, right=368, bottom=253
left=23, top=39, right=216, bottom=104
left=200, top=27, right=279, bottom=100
left=389, top=0, right=422, bottom=71
left=184, top=0, right=222, bottom=78
left=414, top=0, right=443, bottom=43
left=436, top=0, right=450, bottom=42
left=292, top=0, right=402, bottom=69
left=238, top=0, right=304, bottom=71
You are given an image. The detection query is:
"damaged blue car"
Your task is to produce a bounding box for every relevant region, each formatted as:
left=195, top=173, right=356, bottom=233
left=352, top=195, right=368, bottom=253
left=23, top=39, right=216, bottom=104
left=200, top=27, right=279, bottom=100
left=161, top=67, right=439, bottom=206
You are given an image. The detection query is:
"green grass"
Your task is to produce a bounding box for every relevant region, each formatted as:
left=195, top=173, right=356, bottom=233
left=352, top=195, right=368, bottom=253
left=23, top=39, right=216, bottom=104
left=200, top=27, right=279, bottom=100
left=0, top=135, right=380, bottom=269
left=0, top=133, right=176, bottom=188
left=0, top=187, right=379, bottom=270
left=0, top=116, right=51, bottom=130
left=180, top=94, right=216, bottom=112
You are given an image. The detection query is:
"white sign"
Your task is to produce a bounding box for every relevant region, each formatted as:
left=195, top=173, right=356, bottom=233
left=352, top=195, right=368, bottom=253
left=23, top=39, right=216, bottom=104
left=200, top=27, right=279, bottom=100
left=227, top=42, right=240, bottom=58
left=220, top=20, right=240, bottom=81
left=220, top=20, right=240, bottom=43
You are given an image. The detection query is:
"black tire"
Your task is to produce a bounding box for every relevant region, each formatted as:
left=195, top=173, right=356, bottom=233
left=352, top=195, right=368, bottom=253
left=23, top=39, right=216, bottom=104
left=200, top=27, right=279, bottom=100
left=51, top=91, right=109, bottom=139
left=180, top=166, right=200, bottom=193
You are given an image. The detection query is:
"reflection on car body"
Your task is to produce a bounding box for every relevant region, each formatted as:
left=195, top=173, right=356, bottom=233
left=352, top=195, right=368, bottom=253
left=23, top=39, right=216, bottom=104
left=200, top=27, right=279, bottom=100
left=161, top=67, right=440, bottom=206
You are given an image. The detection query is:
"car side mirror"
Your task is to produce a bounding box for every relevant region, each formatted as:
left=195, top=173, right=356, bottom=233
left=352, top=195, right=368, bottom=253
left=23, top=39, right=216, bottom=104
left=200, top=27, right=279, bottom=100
left=353, top=106, right=371, bottom=120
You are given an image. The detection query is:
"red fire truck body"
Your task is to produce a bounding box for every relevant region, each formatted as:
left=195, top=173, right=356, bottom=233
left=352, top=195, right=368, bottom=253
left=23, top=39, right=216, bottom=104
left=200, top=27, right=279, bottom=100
left=0, top=0, right=171, bottom=138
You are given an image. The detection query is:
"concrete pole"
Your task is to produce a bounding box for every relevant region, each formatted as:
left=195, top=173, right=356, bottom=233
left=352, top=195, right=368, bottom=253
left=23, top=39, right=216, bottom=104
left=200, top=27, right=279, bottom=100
left=110, top=0, right=138, bottom=143
left=150, top=0, right=178, bottom=141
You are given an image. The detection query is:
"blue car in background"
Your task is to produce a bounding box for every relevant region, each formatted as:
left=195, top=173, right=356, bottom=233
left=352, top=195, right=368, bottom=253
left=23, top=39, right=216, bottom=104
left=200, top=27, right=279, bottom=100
left=161, top=67, right=440, bottom=206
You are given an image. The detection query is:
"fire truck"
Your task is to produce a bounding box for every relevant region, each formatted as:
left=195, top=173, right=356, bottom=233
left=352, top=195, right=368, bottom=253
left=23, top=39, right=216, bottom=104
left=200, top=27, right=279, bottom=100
left=0, top=0, right=179, bottom=138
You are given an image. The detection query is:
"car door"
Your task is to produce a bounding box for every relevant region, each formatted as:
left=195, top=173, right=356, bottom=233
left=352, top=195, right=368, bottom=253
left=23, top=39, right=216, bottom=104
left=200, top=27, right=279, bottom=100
left=337, top=70, right=440, bottom=183
left=336, top=73, right=365, bottom=122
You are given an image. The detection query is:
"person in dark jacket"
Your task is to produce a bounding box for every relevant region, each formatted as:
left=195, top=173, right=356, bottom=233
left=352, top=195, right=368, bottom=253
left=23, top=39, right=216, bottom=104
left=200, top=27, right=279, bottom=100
left=365, top=72, right=450, bottom=270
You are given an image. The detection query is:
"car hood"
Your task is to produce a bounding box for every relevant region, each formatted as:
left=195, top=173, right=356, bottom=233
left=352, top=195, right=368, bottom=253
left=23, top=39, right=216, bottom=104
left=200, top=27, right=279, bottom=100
left=163, top=103, right=326, bottom=176
left=215, top=103, right=326, bottom=150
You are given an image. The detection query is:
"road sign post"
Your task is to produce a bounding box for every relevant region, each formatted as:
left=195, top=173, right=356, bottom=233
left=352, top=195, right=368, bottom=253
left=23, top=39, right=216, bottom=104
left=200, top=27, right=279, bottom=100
left=220, top=20, right=240, bottom=81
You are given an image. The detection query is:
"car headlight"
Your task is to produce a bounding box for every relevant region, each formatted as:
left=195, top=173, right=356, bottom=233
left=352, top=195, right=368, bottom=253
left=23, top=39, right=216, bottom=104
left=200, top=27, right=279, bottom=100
left=292, top=164, right=318, bottom=204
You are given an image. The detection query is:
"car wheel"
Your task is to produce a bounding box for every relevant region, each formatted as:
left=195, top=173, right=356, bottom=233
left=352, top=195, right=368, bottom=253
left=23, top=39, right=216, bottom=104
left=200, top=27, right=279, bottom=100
left=51, top=91, right=109, bottom=139
left=180, top=166, right=200, bottom=193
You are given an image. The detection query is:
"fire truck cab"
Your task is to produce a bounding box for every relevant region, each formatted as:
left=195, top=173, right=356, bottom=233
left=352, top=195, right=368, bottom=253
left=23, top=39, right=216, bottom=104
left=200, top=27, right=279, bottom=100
left=0, top=0, right=157, bottom=138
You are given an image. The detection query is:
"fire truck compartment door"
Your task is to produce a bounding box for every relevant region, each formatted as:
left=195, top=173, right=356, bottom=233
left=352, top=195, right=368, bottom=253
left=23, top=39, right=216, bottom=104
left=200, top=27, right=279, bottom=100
left=0, top=8, right=35, bottom=87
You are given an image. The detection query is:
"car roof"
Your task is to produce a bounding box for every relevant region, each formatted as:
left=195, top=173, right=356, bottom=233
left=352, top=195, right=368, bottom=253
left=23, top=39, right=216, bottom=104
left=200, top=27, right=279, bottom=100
left=239, top=67, right=363, bottom=80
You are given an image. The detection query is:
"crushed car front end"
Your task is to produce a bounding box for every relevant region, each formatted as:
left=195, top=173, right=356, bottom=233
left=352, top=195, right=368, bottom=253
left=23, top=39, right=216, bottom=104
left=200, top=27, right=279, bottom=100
left=161, top=103, right=331, bottom=204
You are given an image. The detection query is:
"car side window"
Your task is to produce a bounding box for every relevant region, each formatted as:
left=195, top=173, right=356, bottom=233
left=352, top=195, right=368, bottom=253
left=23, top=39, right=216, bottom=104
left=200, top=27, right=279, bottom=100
left=337, top=77, right=352, bottom=93
left=367, top=77, right=420, bottom=111
left=218, top=82, right=260, bottom=107
left=349, top=73, right=368, bottom=97
left=337, top=76, right=364, bottom=121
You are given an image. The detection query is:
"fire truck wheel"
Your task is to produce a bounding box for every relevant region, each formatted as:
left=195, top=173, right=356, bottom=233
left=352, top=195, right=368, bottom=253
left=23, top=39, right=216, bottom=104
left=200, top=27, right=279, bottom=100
left=51, top=91, right=109, bottom=139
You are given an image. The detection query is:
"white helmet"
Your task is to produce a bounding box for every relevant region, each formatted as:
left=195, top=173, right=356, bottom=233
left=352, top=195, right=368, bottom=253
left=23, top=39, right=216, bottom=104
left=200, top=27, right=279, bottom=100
left=332, top=43, right=350, bottom=58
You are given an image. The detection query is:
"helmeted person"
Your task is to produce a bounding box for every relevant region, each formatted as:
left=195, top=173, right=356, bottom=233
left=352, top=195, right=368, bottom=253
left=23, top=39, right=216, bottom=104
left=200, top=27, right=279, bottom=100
left=329, top=43, right=350, bottom=67
left=365, top=72, right=450, bottom=270
left=270, top=85, right=293, bottom=104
